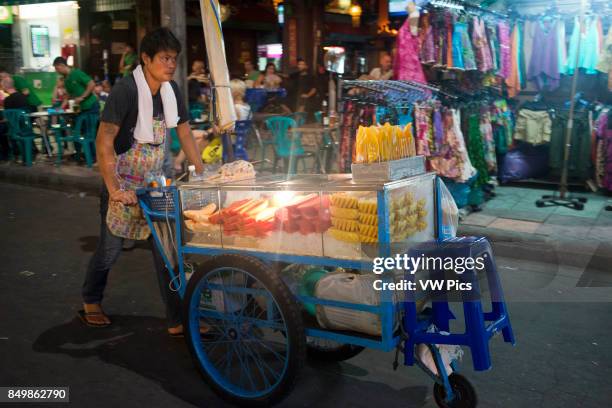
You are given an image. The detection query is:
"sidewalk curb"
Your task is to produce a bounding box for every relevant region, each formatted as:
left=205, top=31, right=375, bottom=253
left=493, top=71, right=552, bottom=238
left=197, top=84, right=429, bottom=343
left=0, top=163, right=100, bottom=195
left=459, top=224, right=612, bottom=271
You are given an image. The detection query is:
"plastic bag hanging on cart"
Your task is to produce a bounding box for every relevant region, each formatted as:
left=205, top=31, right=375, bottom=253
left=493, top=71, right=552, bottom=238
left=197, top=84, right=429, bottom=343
left=439, top=179, right=459, bottom=239
left=417, top=325, right=464, bottom=376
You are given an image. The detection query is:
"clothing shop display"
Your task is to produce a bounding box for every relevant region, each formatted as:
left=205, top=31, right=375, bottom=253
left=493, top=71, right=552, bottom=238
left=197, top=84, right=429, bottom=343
left=394, top=18, right=427, bottom=83
left=567, top=16, right=602, bottom=75
left=472, top=17, right=494, bottom=72
left=506, top=23, right=523, bottom=98
left=596, top=27, right=612, bottom=91
left=498, top=21, right=512, bottom=79
left=528, top=19, right=561, bottom=91
left=514, top=109, right=552, bottom=145
left=549, top=110, right=592, bottom=181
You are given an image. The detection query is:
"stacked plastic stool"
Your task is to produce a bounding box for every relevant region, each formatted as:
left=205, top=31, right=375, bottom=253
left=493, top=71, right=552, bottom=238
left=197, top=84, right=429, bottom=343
left=403, top=236, right=515, bottom=371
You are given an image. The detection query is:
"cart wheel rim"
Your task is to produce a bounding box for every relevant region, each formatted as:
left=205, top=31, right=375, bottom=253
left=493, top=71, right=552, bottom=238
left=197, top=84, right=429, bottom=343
left=188, top=266, right=291, bottom=399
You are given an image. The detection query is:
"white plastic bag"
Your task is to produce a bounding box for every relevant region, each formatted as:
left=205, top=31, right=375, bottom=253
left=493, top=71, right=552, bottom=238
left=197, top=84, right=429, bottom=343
left=315, top=272, right=390, bottom=336
left=439, top=180, right=459, bottom=239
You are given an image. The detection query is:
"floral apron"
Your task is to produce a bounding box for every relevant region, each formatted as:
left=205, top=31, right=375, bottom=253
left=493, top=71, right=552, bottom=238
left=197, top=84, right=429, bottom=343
left=106, top=118, right=166, bottom=240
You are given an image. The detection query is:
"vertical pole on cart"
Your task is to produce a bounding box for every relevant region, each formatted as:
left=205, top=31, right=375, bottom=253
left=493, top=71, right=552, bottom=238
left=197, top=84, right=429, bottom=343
left=200, top=0, right=237, bottom=136
left=560, top=0, right=588, bottom=198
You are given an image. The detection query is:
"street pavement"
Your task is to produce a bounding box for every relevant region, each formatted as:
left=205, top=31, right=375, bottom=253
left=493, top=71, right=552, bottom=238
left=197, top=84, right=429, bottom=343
left=1, top=182, right=611, bottom=408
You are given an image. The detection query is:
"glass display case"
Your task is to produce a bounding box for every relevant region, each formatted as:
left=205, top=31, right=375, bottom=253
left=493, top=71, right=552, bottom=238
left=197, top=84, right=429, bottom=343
left=178, top=173, right=437, bottom=260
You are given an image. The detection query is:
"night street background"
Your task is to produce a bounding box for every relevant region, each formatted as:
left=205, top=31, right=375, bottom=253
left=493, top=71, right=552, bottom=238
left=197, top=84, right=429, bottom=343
left=1, top=182, right=611, bottom=407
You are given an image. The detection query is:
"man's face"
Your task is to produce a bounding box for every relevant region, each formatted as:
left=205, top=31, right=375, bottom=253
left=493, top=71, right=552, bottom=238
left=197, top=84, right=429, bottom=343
left=193, top=61, right=204, bottom=74
left=297, top=61, right=308, bottom=72
left=244, top=61, right=254, bottom=72
left=380, top=55, right=392, bottom=71
left=143, top=50, right=178, bottom=82
left=54, top=64, right=69, bottom=76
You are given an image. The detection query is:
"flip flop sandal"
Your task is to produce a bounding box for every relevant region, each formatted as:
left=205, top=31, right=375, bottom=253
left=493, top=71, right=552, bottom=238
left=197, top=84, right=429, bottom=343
left=78, top=310, right=112, bottom=328
left=168, top=326, right=213, bottom=339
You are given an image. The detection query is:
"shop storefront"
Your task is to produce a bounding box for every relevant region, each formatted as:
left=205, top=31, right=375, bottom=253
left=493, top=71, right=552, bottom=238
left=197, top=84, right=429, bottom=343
left=0, top=1, right=81, bottom=105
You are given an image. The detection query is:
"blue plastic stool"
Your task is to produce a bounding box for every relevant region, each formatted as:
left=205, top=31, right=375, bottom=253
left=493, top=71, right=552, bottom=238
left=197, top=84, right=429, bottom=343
left=403, top=237, right=515, bottom=372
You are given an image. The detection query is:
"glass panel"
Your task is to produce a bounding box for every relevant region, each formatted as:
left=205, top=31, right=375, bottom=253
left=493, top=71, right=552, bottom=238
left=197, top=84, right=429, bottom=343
left=218, top=189, right=325, bottom=256
left=180, top=186, right=222, bottom=248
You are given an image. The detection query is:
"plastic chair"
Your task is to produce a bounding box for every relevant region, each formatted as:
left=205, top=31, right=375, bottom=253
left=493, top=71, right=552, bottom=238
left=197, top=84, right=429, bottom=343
left=265, top=116, right=305, bottom=174
left=53, top=112, right=99, bottom=167
left=222, top=120, right=251, bottom=162
left=289, top=111, right=308, bottom=126
left=3, top=109, right=41, bottom=166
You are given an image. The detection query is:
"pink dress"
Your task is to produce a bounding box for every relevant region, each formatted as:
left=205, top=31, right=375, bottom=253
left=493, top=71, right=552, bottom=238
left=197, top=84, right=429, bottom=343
left=394, top=19, right=427, bottom=83
left=472, top=17, right=493, bottom=72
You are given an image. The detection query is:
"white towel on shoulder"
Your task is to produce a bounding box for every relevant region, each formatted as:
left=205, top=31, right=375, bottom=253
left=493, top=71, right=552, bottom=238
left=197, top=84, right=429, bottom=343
left=133, top=65, right=179, bottom=143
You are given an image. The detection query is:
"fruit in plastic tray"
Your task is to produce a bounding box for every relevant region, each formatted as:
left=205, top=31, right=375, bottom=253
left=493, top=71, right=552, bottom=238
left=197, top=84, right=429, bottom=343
left=328, top=228, right=360, bottom=243
left=331, top=217, right=359, bottom=232
left=330, top=206, right=359, bottom=220
left=359, top=213, right=378, bottom=226
left=330, top=193, right=358, bottom=209
left=358, top=200, right=377, bottom=214
left=183, top=203, right=217, bottom=222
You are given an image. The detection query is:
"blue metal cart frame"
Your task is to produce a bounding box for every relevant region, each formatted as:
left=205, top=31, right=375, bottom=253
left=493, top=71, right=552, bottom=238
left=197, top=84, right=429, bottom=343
left=137, top=175, right=515, bottom=407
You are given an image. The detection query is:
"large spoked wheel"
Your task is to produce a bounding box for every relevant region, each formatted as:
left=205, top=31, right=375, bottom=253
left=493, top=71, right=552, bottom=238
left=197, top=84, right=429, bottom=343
left=306, top=338, right=365, bottom=362
left=433, top=373, right=477, bottom=408
left=183, top=254, right=306, bottom=406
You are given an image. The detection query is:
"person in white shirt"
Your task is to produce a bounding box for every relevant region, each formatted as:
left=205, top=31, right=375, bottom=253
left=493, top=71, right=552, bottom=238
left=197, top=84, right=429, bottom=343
left=230, top=79, right=251, bottom=120
left=369, top=53, right=394, bottom=80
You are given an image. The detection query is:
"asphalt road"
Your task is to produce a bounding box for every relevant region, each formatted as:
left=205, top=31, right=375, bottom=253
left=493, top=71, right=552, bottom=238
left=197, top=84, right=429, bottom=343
left=1, top=182, right=611, bottom=408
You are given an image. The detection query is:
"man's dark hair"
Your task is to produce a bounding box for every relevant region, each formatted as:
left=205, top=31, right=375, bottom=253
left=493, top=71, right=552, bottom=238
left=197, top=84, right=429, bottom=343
left=0, top=66, right=6, bottom=73
left=53, top=56, right=67, bottom=66
left=139, top=27, right=181, bottom=65
left=297, top=58, right=305, bottom=63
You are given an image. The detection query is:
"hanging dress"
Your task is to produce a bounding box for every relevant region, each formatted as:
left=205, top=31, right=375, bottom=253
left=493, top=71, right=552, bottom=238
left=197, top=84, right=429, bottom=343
left=498, top=21, right=511, bottom=79
left=567, top=16, right=601, bottom=75
left=506, top=22, right=522, bottom=98
left=420, top=13, right=436, bottom=64
left=472, top=17, right=494, bottom=72
left=528, top=18, right=560, bottom=92
left=394, top=18, right=427, bottom=83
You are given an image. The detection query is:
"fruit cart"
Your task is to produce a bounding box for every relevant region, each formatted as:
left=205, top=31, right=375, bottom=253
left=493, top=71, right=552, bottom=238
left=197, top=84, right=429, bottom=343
left=137, top=172, right=515, bottom=407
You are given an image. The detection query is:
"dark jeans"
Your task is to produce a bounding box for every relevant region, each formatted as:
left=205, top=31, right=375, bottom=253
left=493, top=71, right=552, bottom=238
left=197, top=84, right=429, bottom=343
left=81, top=187, right=182, bottom=327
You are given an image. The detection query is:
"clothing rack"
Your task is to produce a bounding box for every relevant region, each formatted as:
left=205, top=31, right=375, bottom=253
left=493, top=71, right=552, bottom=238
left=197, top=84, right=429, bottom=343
left=427, top=0, right=508, bottom=20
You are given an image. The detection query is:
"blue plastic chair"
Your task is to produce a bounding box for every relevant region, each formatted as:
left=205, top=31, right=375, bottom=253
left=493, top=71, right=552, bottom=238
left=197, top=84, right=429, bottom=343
left=3, top=109, right=41, bottom=166
left=53, top=112, right=99, bottom=167
left=222, top=120, right=251, bottom=162
left=264, top=116, right=310, bottom=174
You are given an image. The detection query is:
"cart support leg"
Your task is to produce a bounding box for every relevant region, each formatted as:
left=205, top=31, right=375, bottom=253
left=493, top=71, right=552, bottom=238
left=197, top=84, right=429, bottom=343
left=464, top=301, right=491, bottom=371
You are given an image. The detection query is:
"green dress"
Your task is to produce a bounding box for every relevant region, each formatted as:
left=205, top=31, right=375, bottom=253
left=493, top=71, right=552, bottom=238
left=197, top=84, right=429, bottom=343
left=64, top=69, right=97, bottom=111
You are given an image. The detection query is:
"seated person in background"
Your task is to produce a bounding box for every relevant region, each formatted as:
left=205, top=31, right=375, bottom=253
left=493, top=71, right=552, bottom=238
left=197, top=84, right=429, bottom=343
left=255, top=63, right=282, bottom=90
left=243, top=60, right=261, bottom=88
left=188, top=60, right=208, bottom=111
left=0, top=68, right=42, bottom=112
left=230, top=79, right=251, bottom=120
left=368, top=53, right=394, bottom=80
left=52, top=76, right=68, bottom=108
left=2, top=76, right=31, bottom=111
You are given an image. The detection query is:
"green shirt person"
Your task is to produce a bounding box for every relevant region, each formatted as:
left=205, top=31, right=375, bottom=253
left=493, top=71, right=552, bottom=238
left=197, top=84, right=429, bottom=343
left=12, top=75, right=42, bottom=109
left=52, top=57, right=98, bottom=112
left=119, top=44, right=137, bottom=77
left=243, top=60, right=261, bottom=84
